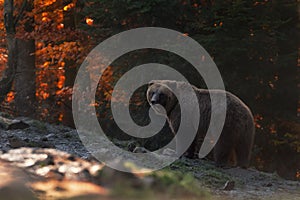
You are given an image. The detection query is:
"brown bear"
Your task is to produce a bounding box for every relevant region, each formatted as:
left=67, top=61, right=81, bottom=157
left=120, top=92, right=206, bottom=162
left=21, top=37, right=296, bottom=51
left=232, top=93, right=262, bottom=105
left=146, top=80, right=255, bottom=168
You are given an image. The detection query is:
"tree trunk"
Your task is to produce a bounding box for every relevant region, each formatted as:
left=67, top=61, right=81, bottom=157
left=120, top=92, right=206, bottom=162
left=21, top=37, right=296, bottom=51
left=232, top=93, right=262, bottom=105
left=14, top=39, right=36, bottom=116
left=60, top=1, right=81, bottom=127
left=1, top=0, right=16, bottom=103
left=3, top=0, right=36, bottom=116
left=63, top=0, right=77, bottom=88
left=14, top=0, right=36, bottom=116
left=0, top=36, right=16, bottom=103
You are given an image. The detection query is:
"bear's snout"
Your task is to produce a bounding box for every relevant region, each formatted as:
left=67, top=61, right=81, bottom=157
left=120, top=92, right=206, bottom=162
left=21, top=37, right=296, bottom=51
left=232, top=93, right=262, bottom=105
left=150, top=93, right=159, bottom=105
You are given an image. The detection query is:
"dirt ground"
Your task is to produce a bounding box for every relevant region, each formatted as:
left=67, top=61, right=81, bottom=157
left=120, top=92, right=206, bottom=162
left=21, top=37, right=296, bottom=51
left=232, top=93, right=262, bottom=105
left=0, top=116, right=299, bottom=199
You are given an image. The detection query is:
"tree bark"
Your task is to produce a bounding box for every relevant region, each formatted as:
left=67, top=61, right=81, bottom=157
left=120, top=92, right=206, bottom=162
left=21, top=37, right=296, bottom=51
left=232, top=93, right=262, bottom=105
left=14, top=39, right=36, bottom=116
left=3, top=0, right=36, bottom=116
left=1, top=0, right=16, bottom=103
left=63, top=0, right=77, bottom=88
left=14, top=0, right=36, bottom=116
left=61, top=1, right=82, bottom=127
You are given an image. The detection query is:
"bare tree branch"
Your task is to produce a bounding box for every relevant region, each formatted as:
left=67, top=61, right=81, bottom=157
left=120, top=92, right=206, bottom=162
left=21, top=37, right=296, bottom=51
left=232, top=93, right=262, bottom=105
left=14, top=0, right=28, bottom=28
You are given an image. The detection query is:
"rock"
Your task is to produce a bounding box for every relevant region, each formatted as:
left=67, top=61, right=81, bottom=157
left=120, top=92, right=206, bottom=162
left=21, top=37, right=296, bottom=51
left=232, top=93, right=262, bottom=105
left=0, top=150, right=108, bottom=200
left=223, top=180, right=235, bottom=191
left=127, top=141, right=138, bottom=152
left=162, top=148, right=176, bottom=157
left=0, top=148, right=105, bottom=181
left=133, top=147, right=149, bottom=153
left=263, top=182, right=273, bottom=187
left=8, top=136, right=28, bottom=148
left=7, top=120, right=30, bottom=130
left=0, top=159, right=40, bottom=200
left=0, top=116, right=29, bottom=130
left=7, top=135, right=54, bottom=149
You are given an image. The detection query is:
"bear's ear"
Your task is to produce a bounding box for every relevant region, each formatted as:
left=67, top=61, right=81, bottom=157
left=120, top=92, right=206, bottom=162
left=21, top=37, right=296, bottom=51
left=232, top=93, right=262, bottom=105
left=148, top=80, right=155, bottom=87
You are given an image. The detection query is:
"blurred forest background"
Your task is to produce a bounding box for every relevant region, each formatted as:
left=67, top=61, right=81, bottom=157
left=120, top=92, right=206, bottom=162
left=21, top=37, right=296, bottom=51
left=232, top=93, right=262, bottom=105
left=0, top=0, right=299, bottom=180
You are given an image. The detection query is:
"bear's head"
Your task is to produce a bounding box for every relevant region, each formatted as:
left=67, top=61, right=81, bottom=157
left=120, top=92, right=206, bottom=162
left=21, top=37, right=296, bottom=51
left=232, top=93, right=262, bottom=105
left=146, top=80, right=178, bottom=115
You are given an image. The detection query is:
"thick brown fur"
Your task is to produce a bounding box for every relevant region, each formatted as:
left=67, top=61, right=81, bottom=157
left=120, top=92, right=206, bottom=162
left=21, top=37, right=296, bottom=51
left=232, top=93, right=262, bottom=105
left=147, top=80, right=255, bottom=168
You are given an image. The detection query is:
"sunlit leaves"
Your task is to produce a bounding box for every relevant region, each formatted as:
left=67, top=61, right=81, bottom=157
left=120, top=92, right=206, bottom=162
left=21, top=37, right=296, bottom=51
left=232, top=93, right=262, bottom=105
left=36, top=41, right=83, bottom=63
left=57, top=23, right=64, bottom=30
left=296, top=171, right=300, bottom=180
left=85, top=17, right=94, bottom=26
left=5, top=91, right=14, bottom=103
left=35, top=0, right=57, bottom=7
left=57, top=75, right=65, bottom=89
left=63, top=2, right=75, bottom=11
left=0, top=0, right=7, bottom=78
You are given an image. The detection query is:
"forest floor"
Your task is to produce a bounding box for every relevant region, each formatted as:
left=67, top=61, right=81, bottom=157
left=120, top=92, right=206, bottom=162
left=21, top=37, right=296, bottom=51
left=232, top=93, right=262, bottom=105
left=0, top=114, right=299, bottom=200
